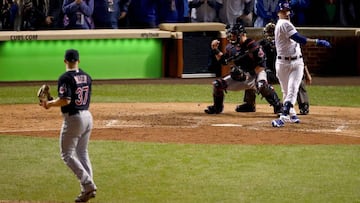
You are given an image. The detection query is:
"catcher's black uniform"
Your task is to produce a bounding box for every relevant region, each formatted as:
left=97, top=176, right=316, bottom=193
left=205, top=37, right=282, bottom=114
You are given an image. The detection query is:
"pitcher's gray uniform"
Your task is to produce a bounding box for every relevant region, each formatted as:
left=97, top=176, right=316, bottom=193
left=41, top=49, right=97, bottom=202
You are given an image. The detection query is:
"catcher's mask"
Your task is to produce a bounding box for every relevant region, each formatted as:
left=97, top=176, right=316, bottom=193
left=263, top=22, right=275, bottom=39
left=226, top=23, right=246, bottom=44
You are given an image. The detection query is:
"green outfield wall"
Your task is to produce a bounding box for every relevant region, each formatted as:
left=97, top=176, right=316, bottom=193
left=0, top=38, right=163, bottom=81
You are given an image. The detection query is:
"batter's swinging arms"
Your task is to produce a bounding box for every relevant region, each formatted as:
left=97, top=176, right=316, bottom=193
left=271, top=1, right=331, bottom=127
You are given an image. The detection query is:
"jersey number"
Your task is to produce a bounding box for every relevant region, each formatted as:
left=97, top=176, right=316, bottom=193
left=75, top=86, right=89, bottom=106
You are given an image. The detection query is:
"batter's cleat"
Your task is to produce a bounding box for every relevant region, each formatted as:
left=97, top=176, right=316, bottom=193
left=75, top=189, right=96, bottom=203
left=290, top=115, right=300, bottom=123
left=235, top=103, right=256, bottom=112
left=279, top=114, right=300, bottom=123
left=299, top=103, right=309, bottom=115
left=272, top=118, right=285, bottom=127
left=204, top=105, right=223, bottom=114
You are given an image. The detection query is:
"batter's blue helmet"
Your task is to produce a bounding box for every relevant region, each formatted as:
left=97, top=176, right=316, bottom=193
left=277, top=0, right=292, bottom=12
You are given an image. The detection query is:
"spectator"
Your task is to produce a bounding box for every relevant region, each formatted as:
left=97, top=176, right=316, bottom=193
left=323, top=0, right=337, bottom=25
left=63, top=0, right=95, bottom=29
left=127, top=0, right=157, bottom=28
left=157, top=0, right=188, bottom=23
left=22, top=0, right=47, bottom=30
left=181, top=0, right=190, bottom=22
left=1, top=0, right=19, bottom=30
left=107, top=0, right=131, bottom=28
left=189, top=0, right=220, bottom=22
left=45, top=0, right=65, bottom=29
left=306, top=0, right=334, bottom=26
left=92, top=0, right=112, bottom=28
left=116, top=0, right=132, bottom=28
left=337, top=0, right=360, bottom=27
left=310, top=0, right=338, bottom=26
left=290, top=0, right=310, bottom=25
left=253, top=0, right=278, bottom=27
left=218, top=0, right=254, bottom=27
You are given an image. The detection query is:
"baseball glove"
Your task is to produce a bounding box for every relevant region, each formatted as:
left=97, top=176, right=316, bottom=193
left=37, top=84, right=53, bottom=103
left=230, top=65, right=247, bottom=81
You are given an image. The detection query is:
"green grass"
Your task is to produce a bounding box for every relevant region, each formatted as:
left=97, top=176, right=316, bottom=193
left=0, top=83, right=360, bottom=202
left=1, top=136, right=359, bottom=203
left=0, top=84, right=360, bottom=106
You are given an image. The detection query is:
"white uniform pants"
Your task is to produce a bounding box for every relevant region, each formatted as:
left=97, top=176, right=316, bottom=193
left=276, top=59, right=304, bottom=115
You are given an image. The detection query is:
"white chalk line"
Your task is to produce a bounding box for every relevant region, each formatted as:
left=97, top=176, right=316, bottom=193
left=211, top=124, right=243, bottom=127
left=103, top=119, right=202, bottom=129
left=0, top=120, right=358, bottom=138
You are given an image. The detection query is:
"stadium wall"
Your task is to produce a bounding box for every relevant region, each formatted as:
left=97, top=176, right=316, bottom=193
left=0, top=26, right=358, bottom=82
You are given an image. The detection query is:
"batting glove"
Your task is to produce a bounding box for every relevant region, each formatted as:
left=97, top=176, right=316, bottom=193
left=316, top=39, right=331, bottom=48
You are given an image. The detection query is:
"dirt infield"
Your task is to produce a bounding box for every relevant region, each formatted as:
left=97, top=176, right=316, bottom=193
left=1, top=77, right=360, bottom=145
left=1, top=102, right=360, bottom=145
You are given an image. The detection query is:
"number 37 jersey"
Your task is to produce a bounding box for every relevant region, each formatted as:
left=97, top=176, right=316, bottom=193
left=58, top=68, right=92, bottom=115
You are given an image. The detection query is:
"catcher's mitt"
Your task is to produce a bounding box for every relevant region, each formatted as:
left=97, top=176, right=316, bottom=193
left=230, top=65, right=247, bottom=81
left=37, top=84, right=53, bottom=103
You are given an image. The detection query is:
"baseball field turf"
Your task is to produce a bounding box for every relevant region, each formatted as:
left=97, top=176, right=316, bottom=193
left=0, top=83, right=359, bottom=203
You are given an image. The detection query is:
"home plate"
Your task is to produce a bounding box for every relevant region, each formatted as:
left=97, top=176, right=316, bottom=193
left=211, top=124, right=243, bottom=127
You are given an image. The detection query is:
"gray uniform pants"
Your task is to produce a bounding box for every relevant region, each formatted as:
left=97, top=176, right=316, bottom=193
left=60, top=110, right=96, bottom=192
left=225, top=70, right=267, bottom=91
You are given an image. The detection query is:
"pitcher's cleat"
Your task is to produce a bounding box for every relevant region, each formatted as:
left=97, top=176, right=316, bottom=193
left=75, top=189, right=96, bottom=203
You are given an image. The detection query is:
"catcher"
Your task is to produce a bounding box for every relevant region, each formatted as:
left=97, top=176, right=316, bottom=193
left=260, top=22, right=311, bottom=115
left=204, top=23, right=282, bottom=115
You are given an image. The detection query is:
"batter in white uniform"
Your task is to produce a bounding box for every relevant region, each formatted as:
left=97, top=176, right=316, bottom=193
left=271, top=1, right=331, bottom=127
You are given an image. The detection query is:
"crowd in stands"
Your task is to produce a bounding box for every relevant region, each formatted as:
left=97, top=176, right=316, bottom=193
left=0, top=0, right=359, bottom=31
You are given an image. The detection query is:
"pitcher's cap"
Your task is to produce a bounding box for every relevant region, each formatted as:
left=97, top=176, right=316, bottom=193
left=65, top=49, right=79, bottom=62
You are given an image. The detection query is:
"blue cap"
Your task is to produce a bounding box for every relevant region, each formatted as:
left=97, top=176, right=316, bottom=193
left=65, top=49, right=79, bottom=62
left=278, top=1, right=291, bottom=12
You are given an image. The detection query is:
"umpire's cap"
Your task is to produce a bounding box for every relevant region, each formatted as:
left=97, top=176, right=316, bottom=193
left=65, top=49, right=79, bottom=62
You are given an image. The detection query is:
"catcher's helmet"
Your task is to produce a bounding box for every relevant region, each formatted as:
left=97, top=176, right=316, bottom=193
left=230, top=23, right=246, bottom=35
left=263, top=22, right=275, bottom=37
left=226, top=23, right=246, bottom=44
left=277, top=0, right=292, bottom=12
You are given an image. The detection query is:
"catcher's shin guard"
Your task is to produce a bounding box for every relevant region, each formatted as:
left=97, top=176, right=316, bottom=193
left=299, top=102, right=309, bottom=115
left=205, top=79, right=226, bottom=114
left=257, top=80, right=282, bottom=114
left=297, top=80, right=309, bottom=115
left=235, top=89, right=256, bottom=112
